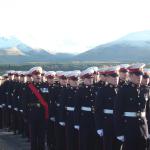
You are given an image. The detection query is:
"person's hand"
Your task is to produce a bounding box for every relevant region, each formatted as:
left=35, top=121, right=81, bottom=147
left=59, top=122, right=65, bottom=126
left=97, top=129, right=103, bottom=137
left=50, top=117, right=55, bottom=122
left=74, top=125, right=80, bottom=130
left=117, top=136, right=125, bottom=142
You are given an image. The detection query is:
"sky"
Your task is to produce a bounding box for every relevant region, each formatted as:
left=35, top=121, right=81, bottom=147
left=0, top=0, right=150, bottom=54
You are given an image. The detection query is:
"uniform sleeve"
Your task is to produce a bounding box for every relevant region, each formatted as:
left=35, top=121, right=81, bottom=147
left=59, top=88, right=67, bottom=122
left=146, top=89, right=150, bottom=133
left=74, top=87, right=82, bottom=126
left=94, top=88, right=104, bottom=130
left=114, top=87, right=125, bottom=136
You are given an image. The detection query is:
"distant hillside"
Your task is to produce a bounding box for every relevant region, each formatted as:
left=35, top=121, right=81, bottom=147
left=1, top=31, right=150, bottom=63
left=74, top=31, right=150, bottom=62
left=0, top=36, right=74, bottom=63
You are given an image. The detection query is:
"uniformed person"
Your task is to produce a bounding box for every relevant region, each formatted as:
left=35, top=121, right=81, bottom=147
left=74, top=67, right=98, bottom=150
left=45, top=71, right=57, bottom=150
left=17, top=71, right=27, bottom=137
left=114, top=63, right=150, bottom=150
left=94, top=67, right=108, bottom=150
left=1, top=73, right=9, bottom=129
left=26, top=66, right=49, bottom=150
left=22, top=71, right=33, bottom=141
left=54, top=71, right=68, bottom=150
left=11, top=71, right=21, bottom=135
left=0, top=76, right=3, bottom=129
left=95, top=65, right=120, bottom=150
left=118, top=64, right=130, bottom=87
left=116, top=64, right=130, bottom=150
left=4, top=70, right=15, bottom=131
left=59, top=70, right=81, bottom=150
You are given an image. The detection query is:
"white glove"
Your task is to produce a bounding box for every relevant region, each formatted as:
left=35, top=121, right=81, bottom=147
left=59, top=122, right=65, bottom=126
left=117, top=136, right=125, bottom=142
left=50, top=117, right=55, bottom=122
left=14, top=108, right=18, bottom=111
left=8, top=105, right=12, bottom=108
left=74, top=125, right=80, bottom=130
left=2, top=104, right=5, bottom=107
left=97, top=129, right=104, bottom=137
left=0, top=105, right=2, bottom=108
left=20, top=110, right=23, bottom=113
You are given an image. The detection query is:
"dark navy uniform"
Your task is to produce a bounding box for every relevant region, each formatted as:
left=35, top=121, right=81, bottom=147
left=74, top=84, right=97, bottom=150
left=26, top=82, right=49, bottom=150
left=3, top=80, right=14, bottom=130
left=94, top=81, right=105, bottom=150
left=0, top=83, right=3, bottom=129
left=114, top=82, right=150, bottom=150
left=47, top=82, right=58, bottom=150
left=54, top=85, right=66, bottom=150
left=59, top=85, right=79, bottom=150
left=95, top=83, right=118, bottom=150
left=11, top=80, right=20, bottom=134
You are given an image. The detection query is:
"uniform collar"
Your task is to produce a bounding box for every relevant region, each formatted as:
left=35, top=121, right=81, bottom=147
left=129, top=82, right=140, bottom=88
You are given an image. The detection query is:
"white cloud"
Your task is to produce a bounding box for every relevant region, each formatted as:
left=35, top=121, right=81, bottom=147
left=0, top=0, right=150, bottom=53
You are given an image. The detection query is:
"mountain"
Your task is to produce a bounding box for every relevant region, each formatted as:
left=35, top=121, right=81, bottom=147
left=0, top=36, right=74, bottom=63
left=1, top=31, right=150, bottom=63
left=74, top=31, right=150, bottom=62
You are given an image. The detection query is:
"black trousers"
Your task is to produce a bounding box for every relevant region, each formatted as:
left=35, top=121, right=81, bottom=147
left=0, top=108, right=2, bottom=129
left=12, top=110, right=18, bottom=133
left=54, top=122, right=66, bottom=150
left=28, top=106, right=47, bottom=150
left=47, top=120, right=56, bottom=150
left=30, top=119, right=46, bottom=150
left=95, top=135, right=103, bottom=150
left=65, top=121, right=79, bottom=150
left=79, top=113, right=96, bottom=150
left=123, top=138, right=147, bottom=150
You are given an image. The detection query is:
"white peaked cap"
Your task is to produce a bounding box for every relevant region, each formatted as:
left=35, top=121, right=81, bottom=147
left=7, top=70, right=15, bottom=74
left=80, top=68, right=95, bottom=78
left=128, top=63, right=145, bottom=69
left=128, top=63, right=145, bottom=73
left=3, top=73, right=8, bottom=77
left=45, top=71, right=56, bottom=77
left=14, top=71, right=22, bottom=75
left=105, top=65, right=120, bottom=74
left=119, top=64, right=130, bottom=69
left=41, top=70, right=47, bottom=75
left=19, top=71, right=26, bottom=76
left=67, top=70, right=81, bottom=78
left=87, top=66, right=98, bottom=71
left=29, top=66, right=43, bottom=74
left=56, top=71, right=64, bottom=77
left=63, top=71, right=72, bottom=77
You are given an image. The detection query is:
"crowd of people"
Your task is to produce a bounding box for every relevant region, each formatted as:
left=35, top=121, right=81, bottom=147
left=0, top=63, right=150, bottom=150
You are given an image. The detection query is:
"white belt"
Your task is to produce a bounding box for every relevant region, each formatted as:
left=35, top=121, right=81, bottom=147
left=66, top=107, right=75, bottom=111
left=81, top=106, right=91, bottom=111
left=124, top=112, right=146, bottom=117
left=103, top=109, right=113, bottom=114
